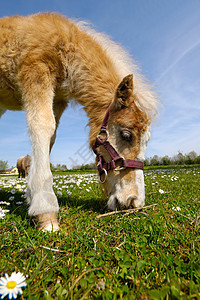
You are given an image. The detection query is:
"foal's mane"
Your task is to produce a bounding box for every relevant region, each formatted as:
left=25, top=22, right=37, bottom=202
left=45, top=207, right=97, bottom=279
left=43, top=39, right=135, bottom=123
left=75, top=20, right=159, bottom=120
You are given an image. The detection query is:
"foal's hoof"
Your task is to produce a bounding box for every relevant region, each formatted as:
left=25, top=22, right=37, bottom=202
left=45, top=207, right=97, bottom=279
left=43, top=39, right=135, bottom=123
left=37, top=213, right=59, bottom=232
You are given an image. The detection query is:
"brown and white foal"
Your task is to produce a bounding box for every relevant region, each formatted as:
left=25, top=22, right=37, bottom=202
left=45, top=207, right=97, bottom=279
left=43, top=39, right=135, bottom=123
left=0, top=13, right=158, bottom=230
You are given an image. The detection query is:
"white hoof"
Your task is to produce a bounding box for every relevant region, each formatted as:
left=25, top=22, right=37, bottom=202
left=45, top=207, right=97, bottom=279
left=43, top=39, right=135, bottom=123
left=42, top=222, right=59, bottom=232
left=37, top=212, right=59, bottom=232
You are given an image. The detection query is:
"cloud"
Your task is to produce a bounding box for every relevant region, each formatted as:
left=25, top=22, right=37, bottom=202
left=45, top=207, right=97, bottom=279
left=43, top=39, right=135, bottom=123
left=155, top=40, right=200, bottom=85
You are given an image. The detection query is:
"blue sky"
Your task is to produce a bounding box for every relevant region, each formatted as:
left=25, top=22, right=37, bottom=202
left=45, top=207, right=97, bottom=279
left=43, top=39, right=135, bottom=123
left=0, top=0, right=200, bottom=168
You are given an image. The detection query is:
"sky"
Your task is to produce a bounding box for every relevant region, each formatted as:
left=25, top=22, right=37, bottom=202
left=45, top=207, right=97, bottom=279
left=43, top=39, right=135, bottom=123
left=0, top=0, right=200, bottom=168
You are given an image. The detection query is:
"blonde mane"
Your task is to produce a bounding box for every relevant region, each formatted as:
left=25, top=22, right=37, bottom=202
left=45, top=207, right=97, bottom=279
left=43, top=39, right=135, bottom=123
left=76, top=20, right=159, bottom=120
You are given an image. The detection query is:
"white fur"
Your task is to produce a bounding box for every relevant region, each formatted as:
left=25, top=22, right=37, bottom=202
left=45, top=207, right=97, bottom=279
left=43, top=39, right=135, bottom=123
left=134, top=169, right=145, bottom=208
left=135, top=125, right=151, bottom=207
left=26, top=92, right=59, bottom=216
left=137, top=125, right=151, bottom=161
left=107, top=179, right=132, bottom=210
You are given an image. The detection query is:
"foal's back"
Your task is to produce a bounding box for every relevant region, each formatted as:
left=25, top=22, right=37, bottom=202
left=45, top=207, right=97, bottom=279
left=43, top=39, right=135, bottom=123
left=0, top=13, right=77, bottom=111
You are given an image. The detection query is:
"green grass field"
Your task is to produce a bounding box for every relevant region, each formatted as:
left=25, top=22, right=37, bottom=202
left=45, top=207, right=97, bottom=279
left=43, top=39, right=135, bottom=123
left=0, top=167, right=199, bottom=299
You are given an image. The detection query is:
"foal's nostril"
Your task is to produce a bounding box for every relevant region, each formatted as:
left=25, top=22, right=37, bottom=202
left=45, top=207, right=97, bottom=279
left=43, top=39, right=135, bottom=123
left=115, top=197, right=121, bottom=210
left=127, top=195, right=137, bottom=208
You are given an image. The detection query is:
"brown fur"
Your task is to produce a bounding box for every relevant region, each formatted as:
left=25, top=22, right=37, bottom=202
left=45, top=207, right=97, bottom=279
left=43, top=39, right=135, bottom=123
left=0, top=13, right=119, bottom=127
left=17, top=154, right=31, bottom=178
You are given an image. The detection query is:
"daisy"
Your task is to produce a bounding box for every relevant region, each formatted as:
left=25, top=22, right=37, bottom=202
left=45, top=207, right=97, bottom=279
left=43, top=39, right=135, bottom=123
left=0, top=208, right=9, bottom=219
left=0, top=272, right=26, bottom=299
left=172, top=206, right=181, bottom=211
left=8, top=197, right=14, bottom=201
left=10, top=189, right=16, bottom=195
left=0, top=202, right=10, bottom=206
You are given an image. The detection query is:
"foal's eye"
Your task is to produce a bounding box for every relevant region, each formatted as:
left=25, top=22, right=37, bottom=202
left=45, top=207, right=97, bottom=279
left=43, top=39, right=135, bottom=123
left=120, top=129, right=133, bottom=142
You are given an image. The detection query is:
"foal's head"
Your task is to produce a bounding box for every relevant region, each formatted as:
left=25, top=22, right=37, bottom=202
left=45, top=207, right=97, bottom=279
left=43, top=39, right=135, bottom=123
left=97, top=75, right=151, bottom=210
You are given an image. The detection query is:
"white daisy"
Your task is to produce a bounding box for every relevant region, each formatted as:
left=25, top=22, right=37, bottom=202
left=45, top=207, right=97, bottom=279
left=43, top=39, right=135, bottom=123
left=0, top=208, right=9, bottom=219
left=0, top=272, right=26, bottom=299
left=8, top=197, right=14, bottom=201
left=10, top=189, right=16, bottom=195
left=0, top=202, right=10, bottom=206
left=172, top=206, right=181, bottom=211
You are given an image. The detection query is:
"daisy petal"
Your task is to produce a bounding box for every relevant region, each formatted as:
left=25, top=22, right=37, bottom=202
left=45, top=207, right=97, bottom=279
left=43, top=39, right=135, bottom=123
left=0, top=277, right=8, bottom=285
left=0, top=291, right=8, bottom=299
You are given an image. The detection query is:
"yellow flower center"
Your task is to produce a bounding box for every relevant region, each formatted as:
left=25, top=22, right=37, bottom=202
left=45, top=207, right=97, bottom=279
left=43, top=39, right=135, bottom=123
left=6, top=281, right=17, bottom=289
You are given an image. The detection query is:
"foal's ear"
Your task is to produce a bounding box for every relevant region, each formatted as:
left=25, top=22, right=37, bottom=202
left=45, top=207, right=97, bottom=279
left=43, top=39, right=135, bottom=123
left=113, top=74, right=133, bottom=110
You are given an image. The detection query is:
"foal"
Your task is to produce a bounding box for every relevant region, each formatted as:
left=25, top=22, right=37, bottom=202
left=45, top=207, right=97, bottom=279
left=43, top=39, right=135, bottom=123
left=0, top=13, right=158, bottom=231
left=17, top=155, right=31, bottom=178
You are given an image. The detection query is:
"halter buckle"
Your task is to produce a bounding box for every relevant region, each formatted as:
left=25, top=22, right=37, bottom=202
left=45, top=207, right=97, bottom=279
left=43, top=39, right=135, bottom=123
left=114, top=157, right=126, bottom=171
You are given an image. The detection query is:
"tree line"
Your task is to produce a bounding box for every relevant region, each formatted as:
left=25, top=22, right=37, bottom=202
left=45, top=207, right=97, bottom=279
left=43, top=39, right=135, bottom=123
left=144, top=151, right=200, bottom=166
left=50, top=162, right=96, bottom=171
left=51, top=151, right=200, bottom=170
left=0, top=160, right=9, bottom=170
left=0, top=151, right=200, bottom=171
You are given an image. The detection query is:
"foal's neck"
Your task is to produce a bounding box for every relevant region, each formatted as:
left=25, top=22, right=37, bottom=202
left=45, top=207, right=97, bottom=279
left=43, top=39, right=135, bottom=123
left=68, top=27, right=120, bottom=145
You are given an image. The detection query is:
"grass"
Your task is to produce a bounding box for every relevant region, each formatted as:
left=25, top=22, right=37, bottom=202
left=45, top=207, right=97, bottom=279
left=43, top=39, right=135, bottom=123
left=0, top=167, right=199, bottom=299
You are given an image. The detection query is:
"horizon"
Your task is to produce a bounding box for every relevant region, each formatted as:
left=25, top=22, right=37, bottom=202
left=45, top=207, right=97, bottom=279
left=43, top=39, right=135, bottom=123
left=3, top=149, right=199, bottom=169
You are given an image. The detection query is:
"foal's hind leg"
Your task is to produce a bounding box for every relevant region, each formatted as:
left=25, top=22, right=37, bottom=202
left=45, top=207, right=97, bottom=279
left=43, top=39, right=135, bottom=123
left=50, top=100, right=68, bottom=152
left=0, top=108, right=6, bottom=118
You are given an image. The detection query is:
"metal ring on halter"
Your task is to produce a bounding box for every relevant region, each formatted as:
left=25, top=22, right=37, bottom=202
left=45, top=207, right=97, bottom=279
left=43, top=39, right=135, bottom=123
left=97, top=130, right=109, bottom=141
left=99, top=168, right=107, bottom=183
left=114, top=157, right=126, bottom=171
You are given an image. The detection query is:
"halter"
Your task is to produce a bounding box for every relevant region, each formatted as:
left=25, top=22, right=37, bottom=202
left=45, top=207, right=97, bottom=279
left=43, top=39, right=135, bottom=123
left=92, top=104, right=144, bottom=183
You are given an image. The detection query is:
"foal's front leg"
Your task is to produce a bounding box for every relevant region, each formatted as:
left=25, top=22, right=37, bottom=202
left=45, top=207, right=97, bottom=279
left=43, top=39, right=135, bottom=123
left=25, top=92, right=59, bottom=231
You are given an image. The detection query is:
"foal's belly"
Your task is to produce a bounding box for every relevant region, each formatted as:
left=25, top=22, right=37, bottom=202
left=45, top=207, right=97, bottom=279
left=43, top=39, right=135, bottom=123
left=0, top=88, right=23, bottom=110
